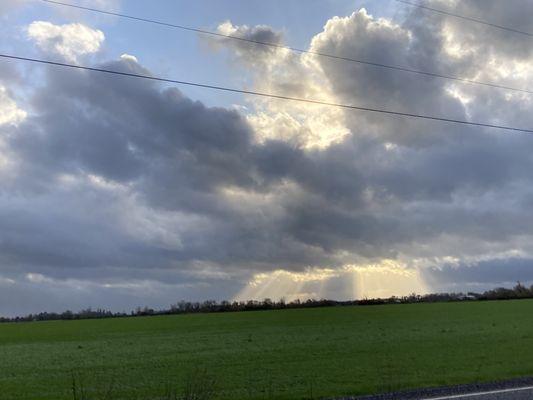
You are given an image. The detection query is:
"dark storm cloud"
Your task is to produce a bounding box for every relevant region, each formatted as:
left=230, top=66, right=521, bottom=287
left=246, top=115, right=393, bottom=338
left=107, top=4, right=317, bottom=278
left=209, top=22, right=285, bottom=66
left=437, top=0, right=533, bottom=61
left=12, top=59, right=256, bottom=190
left=2, top=57, right=332, bottom=277
left=422, top=258, right=533, bottom=292
left=3, top=60, right=254, bottom=267
left=0, top=62, right=21, bottom=85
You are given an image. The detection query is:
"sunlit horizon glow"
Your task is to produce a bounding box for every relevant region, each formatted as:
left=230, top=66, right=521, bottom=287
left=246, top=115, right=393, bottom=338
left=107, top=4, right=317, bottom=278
left=234, top=262, right=430, bottom=302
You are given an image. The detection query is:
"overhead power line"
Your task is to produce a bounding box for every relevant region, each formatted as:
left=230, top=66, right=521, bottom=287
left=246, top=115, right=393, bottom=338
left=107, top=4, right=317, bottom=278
left=39, top=0, right=532, bottom=95
left=1, top=53, right=532, bottom=134
left=396, top=0, right=533, bottom=38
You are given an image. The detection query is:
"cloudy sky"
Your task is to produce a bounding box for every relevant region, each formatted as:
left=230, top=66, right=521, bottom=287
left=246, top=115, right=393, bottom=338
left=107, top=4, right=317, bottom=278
left=1, top=0, right=533, bottom=316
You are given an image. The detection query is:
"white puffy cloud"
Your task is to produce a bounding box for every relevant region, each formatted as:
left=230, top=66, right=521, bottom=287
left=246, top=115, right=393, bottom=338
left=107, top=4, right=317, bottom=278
left=0, top=86, right=26, bottom=126
left=120, top=53, right=138, bottom=63
left=27, top=21, right=104, bottom=62
left=209, top=21, right=349, bottom=149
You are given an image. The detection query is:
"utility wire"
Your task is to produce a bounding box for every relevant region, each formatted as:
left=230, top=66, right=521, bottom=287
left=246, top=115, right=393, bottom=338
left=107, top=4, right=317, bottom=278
left=1, top=53, right=532, bottom=134
left=39, top=0, right=533, bottom=95
left=396, top=0, right=533, bottom=38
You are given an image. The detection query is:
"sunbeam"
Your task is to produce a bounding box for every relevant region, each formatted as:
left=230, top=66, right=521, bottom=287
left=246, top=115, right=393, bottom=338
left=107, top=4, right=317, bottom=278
left=234, top=262, right=430, bottom=302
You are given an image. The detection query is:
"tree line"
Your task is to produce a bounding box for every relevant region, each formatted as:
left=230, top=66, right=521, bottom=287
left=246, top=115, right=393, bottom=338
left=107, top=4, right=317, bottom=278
left=1, top=282, right=532, bottom=323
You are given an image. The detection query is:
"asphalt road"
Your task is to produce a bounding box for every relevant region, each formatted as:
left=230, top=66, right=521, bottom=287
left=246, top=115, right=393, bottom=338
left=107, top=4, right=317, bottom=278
left=333, top=377, right=533, bottom=400
left=421, top=386, right=533, bottom=399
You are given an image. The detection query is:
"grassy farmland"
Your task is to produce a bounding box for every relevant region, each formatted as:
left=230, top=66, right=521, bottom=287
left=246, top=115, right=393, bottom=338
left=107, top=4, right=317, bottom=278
left=2, top=300, right=533, bottom=399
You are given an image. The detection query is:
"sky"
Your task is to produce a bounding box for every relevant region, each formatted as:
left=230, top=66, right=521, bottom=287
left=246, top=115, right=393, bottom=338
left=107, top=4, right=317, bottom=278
left=1, top=0, right=533, bottom=316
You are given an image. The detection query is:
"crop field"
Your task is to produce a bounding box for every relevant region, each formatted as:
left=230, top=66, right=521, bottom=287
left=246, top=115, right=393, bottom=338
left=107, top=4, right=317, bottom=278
left=2, top=300, right=533, bottom=400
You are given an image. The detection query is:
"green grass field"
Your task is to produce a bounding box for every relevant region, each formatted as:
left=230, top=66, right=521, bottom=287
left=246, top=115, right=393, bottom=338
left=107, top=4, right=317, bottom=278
left=2, top=300, right=533, bottom=400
